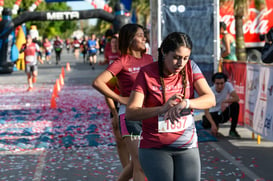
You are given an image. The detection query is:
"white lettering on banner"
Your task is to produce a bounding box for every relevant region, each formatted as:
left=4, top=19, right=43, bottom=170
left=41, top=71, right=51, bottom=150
left=234, top=84, right=244, bottom=95
left=158, top=114, right=193, bottom=133
left=47, top=12, right=80, bottom=20
left=221, top=8, right=273, bottom=35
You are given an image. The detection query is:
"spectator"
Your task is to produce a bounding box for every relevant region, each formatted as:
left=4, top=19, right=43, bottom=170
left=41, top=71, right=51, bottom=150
left=202, top=72, right=241, bottom=138
left=262, top=27, right=273, bottom=64
left=220, top=22, right=237, bottom=61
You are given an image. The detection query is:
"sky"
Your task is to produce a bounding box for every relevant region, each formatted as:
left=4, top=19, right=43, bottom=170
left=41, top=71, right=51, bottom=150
left=66, top=0, right=106, bottom=25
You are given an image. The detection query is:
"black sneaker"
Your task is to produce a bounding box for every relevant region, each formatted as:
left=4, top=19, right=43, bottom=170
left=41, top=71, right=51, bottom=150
left=229, top=130, right=241, bottom=139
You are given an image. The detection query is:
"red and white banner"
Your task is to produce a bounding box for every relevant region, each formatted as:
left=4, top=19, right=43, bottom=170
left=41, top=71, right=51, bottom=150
left=245, top=64, right=273, bottom=141
left=224, top=62, right=273, bottom=141
left=223, top=62, right=247, bottom=125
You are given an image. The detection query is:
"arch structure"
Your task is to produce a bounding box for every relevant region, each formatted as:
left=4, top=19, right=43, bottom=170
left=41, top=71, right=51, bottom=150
left=0, top=7, right=130, bottom=73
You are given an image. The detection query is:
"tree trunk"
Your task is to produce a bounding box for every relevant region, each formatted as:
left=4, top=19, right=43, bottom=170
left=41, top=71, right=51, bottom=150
left=234, top=1, right=247, bottom=62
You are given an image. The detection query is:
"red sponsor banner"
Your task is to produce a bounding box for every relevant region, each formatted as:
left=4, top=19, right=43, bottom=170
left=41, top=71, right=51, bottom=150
left=220, top=0, right=273, bottom=46
left=222, top=62, right=247, bottom=125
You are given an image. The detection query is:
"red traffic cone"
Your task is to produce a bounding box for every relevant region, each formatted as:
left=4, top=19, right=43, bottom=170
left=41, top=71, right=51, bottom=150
left=50, top=95, right=57, bottom=109
left=59, top=74, right=64, bottom=86
left=66, top=62, right=71, bottom=71
left=61, top=66, right=65, bottom=78
left=53, top=84, right=59, bottom=97
left=56, top=79, right=61, bottom=92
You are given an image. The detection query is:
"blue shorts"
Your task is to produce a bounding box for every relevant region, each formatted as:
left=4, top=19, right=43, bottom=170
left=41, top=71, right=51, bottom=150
left=45, top=51, right=51, bottom=56
left=119, top=113, right=142, bottom=137
left=118, top=105, right=142, bottom=138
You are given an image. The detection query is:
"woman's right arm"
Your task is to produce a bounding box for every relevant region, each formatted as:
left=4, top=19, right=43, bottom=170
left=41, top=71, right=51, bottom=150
left=92, top=70, right=128, bottom=105
left=126, top=91, right=183, bottom=121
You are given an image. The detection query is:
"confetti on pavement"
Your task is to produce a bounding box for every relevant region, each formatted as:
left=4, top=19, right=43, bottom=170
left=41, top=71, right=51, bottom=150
left=0, top=84, right=121, bottom=180
left=0, top=84, right=115, bottom=150
left=0, top=84, right=268, bottom=181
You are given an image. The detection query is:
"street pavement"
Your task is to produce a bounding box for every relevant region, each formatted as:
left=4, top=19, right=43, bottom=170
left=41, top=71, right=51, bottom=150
left=0, top=51, right=273, bottom=181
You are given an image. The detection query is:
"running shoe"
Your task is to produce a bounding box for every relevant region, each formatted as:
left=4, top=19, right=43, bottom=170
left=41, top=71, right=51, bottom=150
left=27, top=87, right=33, bottom=92
left=229, top=130, right=241, bottom=139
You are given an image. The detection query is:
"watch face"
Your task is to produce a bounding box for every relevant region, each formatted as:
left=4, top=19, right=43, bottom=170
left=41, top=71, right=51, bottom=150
left=180, top=108, right=191, bottom=116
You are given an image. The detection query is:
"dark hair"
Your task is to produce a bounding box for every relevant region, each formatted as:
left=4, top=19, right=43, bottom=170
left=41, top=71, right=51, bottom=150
left=158, top=32, right=192, bottom=102
left=111, top=35, right=118, bottom=40
left=220, top=22, right=227, bottom=30
left=212, top=72, right=228, bottom=83
left=118, top=23, right=144, bottom=56
left=105, top=29, right=113, bottom=38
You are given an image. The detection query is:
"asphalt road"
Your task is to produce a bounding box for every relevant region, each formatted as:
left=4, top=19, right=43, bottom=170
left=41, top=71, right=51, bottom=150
left=0, top=51, right=273, bottom=181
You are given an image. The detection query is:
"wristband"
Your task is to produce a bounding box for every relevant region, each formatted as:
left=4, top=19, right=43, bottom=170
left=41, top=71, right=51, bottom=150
left=184, top=99, right=190, bottom=109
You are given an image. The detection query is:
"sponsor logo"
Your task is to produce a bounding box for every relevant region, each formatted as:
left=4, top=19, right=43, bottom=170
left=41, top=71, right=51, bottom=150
left=221, top=8, right=273, bottom=35
left=264, top=115, right=272, bottom=129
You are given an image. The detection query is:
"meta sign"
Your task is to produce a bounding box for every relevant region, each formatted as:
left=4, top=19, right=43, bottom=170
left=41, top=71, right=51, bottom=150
left=46, top=11, right=80, bottom=20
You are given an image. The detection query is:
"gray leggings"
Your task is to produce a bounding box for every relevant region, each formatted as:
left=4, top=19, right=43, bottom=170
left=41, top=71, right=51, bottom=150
left=139, top=147, right=200, bottom=181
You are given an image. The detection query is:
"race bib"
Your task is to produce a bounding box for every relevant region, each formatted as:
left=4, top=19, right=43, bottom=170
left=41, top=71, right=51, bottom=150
left=25, top=55, right=35, bottom=63
left=158, top=114, right=193, bottom=133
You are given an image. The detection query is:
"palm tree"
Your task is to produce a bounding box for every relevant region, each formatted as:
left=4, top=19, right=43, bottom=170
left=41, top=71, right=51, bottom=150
left=234, top=0, right=249, bottom=61
left=131, top=0, right=150, bottom=28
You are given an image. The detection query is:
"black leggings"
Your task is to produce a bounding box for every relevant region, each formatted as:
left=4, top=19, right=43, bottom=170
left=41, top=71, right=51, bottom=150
left=55, top=50, right=62, bottom=63
left=202, top=102, right=240, bottom=131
